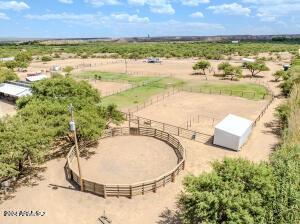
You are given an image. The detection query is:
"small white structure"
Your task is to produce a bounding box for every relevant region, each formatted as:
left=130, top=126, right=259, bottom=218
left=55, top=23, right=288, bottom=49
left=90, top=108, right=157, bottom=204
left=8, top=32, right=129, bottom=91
left=0, top=57, right=15, bottom=62
left=26, top=74, right=48, bottom=82
left=213, top=114, right=253, bottom=151
left=232, top=40, right=239, bottom=44
left=0, top=83, right=32, bottom=99
left=242, top=58, right=256, bottom=63
left=52, top=65, right=61, bottom=71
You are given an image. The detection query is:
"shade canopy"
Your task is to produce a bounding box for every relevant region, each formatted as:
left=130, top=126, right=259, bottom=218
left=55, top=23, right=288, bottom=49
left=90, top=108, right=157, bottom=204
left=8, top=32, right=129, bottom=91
left=0, top=83, right=32, bottom=98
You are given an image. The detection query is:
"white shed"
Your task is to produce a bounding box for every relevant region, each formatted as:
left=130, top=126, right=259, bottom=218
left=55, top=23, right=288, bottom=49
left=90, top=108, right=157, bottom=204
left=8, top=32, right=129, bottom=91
left=213, top=114, right=253, bottom=151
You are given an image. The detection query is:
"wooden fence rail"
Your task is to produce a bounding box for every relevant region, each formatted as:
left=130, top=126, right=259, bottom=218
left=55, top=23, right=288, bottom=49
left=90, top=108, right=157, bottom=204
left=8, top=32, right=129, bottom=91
left=65, top=127, right=185, bottom=198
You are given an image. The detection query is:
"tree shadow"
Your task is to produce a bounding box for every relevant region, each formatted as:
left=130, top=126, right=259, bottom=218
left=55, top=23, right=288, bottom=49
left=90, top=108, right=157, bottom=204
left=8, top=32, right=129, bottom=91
left=0, top=166, right=47, bottom=203
left=157, top=208, right=182, bottom=224
left=263, top=120, right=282, bottom=136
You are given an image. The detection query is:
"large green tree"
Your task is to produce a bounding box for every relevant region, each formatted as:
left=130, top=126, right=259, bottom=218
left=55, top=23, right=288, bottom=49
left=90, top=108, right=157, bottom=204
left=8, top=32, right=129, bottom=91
left=0, top=76, right=124, bottom=180
left=193, top=60, right=211, bottom=80
left=243, top=60, right=269, bottom=77
left=180, top=158, right=275, bottom=224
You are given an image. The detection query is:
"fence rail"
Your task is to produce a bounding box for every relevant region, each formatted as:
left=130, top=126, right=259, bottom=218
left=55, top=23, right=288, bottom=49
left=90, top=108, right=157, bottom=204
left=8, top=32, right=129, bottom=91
left=123, top=113, right=213, bottom=143
left=65, top=127, right=185, bottom=198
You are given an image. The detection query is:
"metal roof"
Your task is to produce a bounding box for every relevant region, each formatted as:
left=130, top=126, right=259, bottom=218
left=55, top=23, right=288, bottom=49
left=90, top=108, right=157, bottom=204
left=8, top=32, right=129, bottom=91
left=0, top=83, right=32, bottom=98
left=26, top=74, right=48, bottom=82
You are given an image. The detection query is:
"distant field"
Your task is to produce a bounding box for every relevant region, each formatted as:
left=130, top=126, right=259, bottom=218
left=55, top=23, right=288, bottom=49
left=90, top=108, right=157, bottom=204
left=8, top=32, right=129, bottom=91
left=184, top=82, right=269, bottom=100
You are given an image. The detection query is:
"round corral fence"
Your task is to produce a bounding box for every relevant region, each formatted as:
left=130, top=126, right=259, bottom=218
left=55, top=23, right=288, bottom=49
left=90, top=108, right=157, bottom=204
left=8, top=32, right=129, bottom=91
left=65, top=127, right=185, bottom=198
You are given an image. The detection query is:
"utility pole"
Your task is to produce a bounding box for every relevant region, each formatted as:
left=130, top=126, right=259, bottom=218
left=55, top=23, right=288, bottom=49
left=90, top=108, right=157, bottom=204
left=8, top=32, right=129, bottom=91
left=125, top=58, right=128, bottom=74
left=68, top=104, right=84, bottom=191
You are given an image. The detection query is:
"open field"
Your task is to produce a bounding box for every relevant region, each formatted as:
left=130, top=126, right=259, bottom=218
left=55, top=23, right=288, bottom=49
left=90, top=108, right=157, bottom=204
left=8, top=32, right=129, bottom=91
left=184, top=81, right=269, bottom=100
left=134, top=91, right=268, bottom=134
left=0, top=100, right=16, bottom=118
left=88, top=80, right=132, bottom=97
left=71, top=136, right=178, bottom=184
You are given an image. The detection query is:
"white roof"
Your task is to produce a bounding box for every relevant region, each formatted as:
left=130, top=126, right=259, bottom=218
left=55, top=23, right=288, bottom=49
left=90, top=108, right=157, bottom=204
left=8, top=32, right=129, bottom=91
left=0, top=57, right=15, bottom=62
left=215, top=114, right=253, bottom=137
left=0, top=83, right=32, bottom=98
left=242, top=58, right=256, bottom=63
left=26, top=74, right=48, bottom=82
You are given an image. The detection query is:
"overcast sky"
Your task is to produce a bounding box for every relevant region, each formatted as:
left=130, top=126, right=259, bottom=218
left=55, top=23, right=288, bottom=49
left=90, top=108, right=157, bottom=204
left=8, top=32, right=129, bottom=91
left=0, top=0, right=300, bottom=38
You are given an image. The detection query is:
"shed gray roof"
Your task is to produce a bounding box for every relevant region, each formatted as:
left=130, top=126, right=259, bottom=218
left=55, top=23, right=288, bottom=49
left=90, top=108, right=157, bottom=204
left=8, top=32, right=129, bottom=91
left=0, top=83, right=32, bottom=98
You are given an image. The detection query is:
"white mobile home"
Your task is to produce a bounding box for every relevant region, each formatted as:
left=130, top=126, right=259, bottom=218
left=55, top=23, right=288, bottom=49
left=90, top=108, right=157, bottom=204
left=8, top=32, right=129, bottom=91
left=213, top=114, right=253, bottom=151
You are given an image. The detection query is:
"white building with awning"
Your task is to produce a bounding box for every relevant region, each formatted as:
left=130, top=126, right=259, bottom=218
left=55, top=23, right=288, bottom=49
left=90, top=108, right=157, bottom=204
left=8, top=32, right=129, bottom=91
left=213, top=114, right=253, bottom=151
left=0, top=83, right=32, bottom=99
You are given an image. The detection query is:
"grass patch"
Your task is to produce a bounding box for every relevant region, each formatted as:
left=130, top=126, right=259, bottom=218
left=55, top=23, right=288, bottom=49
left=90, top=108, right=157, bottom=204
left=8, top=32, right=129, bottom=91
left=102, top=77, right=185, bottom=108
left=185, top=81, right=269, bottom=100
left=75, top=71, right=161, bottom=85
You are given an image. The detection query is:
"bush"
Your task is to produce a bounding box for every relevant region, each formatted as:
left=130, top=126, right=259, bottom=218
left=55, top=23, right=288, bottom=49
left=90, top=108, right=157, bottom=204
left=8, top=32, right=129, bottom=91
left=0, top=67, right=19, bottom=83
left=41, top=55, right=52, bottom=62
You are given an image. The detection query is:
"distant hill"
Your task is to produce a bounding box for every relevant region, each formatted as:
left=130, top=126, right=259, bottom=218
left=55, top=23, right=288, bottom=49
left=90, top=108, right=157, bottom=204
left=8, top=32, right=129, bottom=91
left=1, top=34, right=300, bottom=44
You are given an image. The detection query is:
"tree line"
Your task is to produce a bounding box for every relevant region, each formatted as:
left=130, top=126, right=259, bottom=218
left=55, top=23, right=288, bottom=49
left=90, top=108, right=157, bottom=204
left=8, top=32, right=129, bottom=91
left=0, top=41, right=299, bottom=59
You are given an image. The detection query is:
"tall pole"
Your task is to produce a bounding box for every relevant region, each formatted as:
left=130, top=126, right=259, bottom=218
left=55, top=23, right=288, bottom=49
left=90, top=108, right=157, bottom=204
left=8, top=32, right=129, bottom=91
left=69, top=104, right=84, bottom=191
left=125, top=58, right=128, bottom=74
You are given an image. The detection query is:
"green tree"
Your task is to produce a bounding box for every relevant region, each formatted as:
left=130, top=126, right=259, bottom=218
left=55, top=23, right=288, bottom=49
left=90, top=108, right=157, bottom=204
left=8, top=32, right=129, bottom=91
left=243, top=60, right=270, bottom=77
left=63, top=66, right=74, bottom=76
left=15, top=51, right=32, bottom=63
left=180, top=158, right=275, bottom=224
left=0, top=67, right=19, bottom=83
left=218, top=62, right=242, bottom=80
left=273, top=70, right=287, bottom=82
left=193, top=60, right=211, bottom=80
left=4, top=60, right=17, bottom=70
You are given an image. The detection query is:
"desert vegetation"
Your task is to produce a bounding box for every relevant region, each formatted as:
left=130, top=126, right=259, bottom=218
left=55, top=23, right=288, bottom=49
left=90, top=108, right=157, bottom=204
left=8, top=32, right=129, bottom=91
left=0, top=41, right=299, bottom=59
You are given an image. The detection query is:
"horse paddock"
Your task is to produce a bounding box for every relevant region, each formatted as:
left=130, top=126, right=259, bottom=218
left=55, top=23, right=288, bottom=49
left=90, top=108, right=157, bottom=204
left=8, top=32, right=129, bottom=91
left=135, top=91, right=268, bottom=134
left=87, top=80, right=132, bottom=97
left=67, top=127, right=185, bottom=198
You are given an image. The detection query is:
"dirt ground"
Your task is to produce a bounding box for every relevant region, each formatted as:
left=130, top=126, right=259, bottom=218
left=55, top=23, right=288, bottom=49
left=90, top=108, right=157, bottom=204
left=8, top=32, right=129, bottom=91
left=71, top=136, right=178, bottom=184
left=0, top=100, right=16, bottom=118
left=0, top=96, right=279, bottom=223
left=87, top=80, right=132, bottom=97
left=0, top=55, right=285, bottom=223
left=135, top=91, right=268, bottom=135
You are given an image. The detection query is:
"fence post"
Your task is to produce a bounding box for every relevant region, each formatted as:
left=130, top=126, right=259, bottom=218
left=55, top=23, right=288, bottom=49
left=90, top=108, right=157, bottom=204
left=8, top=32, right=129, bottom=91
left=171, top=172, right=175, bottom=182
left=130, top=185, right=133, bottom=199
left=103, top=185, right=107, bottom=198
left=153, top=181, right=157, bottom=193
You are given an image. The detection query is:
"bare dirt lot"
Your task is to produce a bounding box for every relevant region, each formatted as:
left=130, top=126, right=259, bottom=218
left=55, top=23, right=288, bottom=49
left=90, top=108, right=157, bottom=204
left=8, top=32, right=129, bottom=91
left=0, top=100, right=16, bottom=118
left=135, top=91, right=268, bottom=134
left=71, top=136, right=178, bottom=184
left=87, top=80, right=132, bottom=97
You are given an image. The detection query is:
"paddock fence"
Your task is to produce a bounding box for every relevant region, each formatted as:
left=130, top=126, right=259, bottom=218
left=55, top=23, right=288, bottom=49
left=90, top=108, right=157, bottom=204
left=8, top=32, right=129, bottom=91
left=123, top=113, right=213, bottom=143
left=180, top=86, right=269, bottom=100
left=65, top=127, right=185, bottom=198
